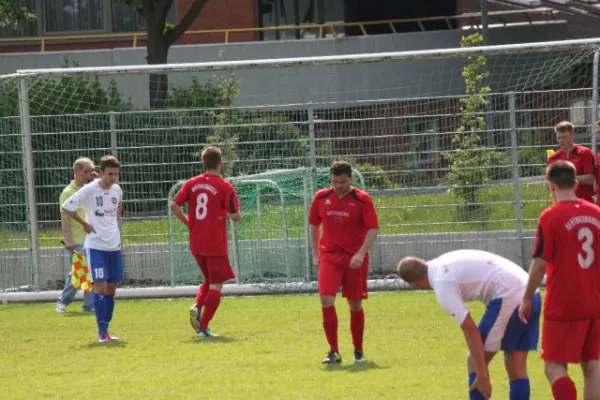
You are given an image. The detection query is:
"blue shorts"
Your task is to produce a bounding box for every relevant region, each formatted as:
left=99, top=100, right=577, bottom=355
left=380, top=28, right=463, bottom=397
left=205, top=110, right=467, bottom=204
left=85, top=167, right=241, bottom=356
left=87, top=249, right=124, bottom=283
left=478, top=292, right=542, bottom=353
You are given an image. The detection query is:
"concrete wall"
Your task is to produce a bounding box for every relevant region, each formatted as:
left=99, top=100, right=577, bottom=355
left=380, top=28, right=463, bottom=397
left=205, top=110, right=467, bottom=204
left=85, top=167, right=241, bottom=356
left=0, top=230, right=535, bottom=290
left=1, top=23, right=569, bottom=109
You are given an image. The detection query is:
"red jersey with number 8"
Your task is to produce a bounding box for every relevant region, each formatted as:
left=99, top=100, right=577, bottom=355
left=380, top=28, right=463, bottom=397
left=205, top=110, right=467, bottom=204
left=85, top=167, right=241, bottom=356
left=533, top=199, right=600, bottom=320
left=174, top=173, right=239, bottom=256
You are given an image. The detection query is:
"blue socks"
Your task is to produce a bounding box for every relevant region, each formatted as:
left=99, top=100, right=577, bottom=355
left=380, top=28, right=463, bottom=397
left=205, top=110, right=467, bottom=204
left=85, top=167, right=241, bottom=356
left=94, top=293, right=108, bottom=334
left=468, top=372, right=487, bottom=400
left=510, top=378, right=530, bottom=400
left=106, top=295, right=115, bottom=324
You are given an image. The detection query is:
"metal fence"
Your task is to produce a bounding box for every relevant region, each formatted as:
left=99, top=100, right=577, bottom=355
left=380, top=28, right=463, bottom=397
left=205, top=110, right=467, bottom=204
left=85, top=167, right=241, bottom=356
left=1, top=39, right=599, bottom=292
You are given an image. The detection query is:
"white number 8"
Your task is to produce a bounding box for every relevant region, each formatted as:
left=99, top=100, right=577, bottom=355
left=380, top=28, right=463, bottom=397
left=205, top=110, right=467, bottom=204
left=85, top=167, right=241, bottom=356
left=195, top=193, right=209, bottom=220
left=578, top=227, right=595, bottom=269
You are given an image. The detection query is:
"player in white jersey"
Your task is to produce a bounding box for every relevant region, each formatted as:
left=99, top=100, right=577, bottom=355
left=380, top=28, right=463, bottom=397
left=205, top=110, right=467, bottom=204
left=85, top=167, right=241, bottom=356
left=62, top=155, right=123, bottom=343
left=397, top=250, right=541, bottom=400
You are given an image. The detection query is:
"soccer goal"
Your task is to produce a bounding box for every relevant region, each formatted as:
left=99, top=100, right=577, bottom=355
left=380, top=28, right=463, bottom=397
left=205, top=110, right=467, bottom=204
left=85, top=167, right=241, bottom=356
left=167, top=167, right=365, bottom=288
left=1, top=37, right=599, bottom=301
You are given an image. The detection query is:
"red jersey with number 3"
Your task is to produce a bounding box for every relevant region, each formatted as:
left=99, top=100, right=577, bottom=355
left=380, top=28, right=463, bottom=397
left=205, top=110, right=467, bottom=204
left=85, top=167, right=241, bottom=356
left=309, top=187, right=379, bottom=256
left=174, top=173, right=239, bottom=256
left=533, top=200, right=600, bottom=320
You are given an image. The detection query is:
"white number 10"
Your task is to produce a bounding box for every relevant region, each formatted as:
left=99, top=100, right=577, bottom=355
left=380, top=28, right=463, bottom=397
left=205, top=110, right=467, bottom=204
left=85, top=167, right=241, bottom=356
left=578, top=227, right=595, bottom=269
left=195, top=193, right=209, bottom=220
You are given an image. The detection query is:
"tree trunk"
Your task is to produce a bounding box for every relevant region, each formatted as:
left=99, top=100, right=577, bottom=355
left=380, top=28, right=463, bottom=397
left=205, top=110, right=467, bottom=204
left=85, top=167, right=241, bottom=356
left=146, top=29, right=169, bottom=109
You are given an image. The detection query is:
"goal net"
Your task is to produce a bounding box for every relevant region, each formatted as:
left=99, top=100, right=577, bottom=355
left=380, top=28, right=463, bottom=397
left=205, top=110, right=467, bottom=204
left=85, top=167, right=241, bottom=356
left=0, top=37, right=599, bottom=296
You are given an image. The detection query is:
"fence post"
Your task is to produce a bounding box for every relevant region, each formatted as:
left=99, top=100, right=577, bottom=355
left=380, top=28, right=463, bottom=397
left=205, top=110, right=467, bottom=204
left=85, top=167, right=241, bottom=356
left=592, top=51, right=599, bottom=155
left=308, top=103, right=316, bottom=169
left=109, top=111, right=118, bottom=157
left=18, top=77, right=40, bottom=289
left=509, top=92, right=525, bottom=268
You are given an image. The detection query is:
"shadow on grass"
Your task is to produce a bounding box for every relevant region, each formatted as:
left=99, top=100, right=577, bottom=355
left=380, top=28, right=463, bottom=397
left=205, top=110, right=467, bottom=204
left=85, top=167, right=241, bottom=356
left=184, top=336, right=240, bottom=344
left=63, top=312, right=96, bottom=317
left=323, top=361, right=386, bottom=373
left=85, top=340, right=128, bottom=349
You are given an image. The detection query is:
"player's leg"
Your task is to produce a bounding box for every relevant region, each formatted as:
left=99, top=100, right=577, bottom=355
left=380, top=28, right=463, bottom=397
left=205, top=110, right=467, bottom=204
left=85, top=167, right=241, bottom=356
left=88, top=249, right=110, bottom=342
left=103, top=250, right=123, bottom=340
left=502, top=291, right=542, bottom=400
left=319, top=256, right=343, bottom=364
left=342, top=254, right=369, bottom=362
left=467, top=352, right=496, bottom=400
left=542, top=319, right=587, bottom=400
left=197, top=256, right=235, bottom=337
left=189, top=255, right=209, bottom=332
left=580, top=319, right=600, bottom=400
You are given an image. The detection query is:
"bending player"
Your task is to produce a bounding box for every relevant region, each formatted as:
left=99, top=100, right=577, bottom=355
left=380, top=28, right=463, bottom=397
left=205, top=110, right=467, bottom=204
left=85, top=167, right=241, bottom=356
left=170, top=146, right=241, bottom=337
left=398, top=250, right=541, bottom=400
left=520, top=160, right=600, bottom=400
left=309, top=161, right=379, bottom=364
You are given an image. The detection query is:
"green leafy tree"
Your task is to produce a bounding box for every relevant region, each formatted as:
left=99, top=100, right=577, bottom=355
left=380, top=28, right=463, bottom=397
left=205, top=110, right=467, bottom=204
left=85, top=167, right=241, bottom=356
left=0, top=1, right=35, bottom=28
left=444, top=33, right=509, bottom=210
left=118, top=0, right=211, bottom=108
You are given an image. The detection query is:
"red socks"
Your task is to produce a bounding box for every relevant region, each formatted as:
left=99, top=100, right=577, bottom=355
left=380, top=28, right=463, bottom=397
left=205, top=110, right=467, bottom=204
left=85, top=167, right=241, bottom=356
left=322, top=306, right=339, bottom=352
left=350, top=308, right=364, bottom=352
left=199, top=289, right=221, bottom=331
left=551, top=377, right=577, bottom=400
left=195, top=282, right=209, bottom=308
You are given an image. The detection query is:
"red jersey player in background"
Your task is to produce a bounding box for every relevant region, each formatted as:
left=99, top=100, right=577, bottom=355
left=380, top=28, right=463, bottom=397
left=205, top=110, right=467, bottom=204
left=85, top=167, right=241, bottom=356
left=546, top=121, right=595, bottom=203
left=520, top=160, right=600, bottom=400
left=309, top=161, right=379, bottom=365
left=170, top=146, right=241, bottom=337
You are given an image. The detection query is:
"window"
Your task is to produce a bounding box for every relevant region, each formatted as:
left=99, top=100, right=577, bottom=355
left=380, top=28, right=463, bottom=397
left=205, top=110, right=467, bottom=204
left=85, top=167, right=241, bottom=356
left=259, top=0, right=344, bottom=41
left=112, top=2, right=177, bottom=33
left=45, top=0, right=105, bottom=33
left=404, top=119, right=440, bottom=171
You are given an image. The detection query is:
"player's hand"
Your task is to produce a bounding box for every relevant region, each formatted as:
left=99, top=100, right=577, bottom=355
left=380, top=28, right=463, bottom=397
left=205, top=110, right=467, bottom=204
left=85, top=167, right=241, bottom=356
left=519, top=298, right=531, bottom=324
left=83, top=223, right=95, bottom=234
left=469, top=373, right=492, bottom=399
left=349, top=252, right=365, bottom=269
left=64, top=239, right=76, bottom=252
left=312, top=254, right=319, bottom=268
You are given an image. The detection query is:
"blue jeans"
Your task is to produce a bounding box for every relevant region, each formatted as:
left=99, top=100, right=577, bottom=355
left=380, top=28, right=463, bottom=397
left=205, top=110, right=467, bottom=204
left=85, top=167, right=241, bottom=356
left=57, top=244, right=94, bottom=311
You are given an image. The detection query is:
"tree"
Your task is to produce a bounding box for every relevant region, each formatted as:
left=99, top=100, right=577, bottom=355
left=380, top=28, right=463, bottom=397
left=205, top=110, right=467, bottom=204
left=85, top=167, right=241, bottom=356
left=0, top=0, right=35, bottom=28
left=443, top=33, right=509, bottom=213
left=119, top=0, right=211, bottom=108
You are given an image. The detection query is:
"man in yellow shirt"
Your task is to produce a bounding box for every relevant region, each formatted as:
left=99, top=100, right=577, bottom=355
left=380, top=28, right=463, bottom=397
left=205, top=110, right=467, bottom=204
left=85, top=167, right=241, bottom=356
left=55, top=158, right=96, bottom=313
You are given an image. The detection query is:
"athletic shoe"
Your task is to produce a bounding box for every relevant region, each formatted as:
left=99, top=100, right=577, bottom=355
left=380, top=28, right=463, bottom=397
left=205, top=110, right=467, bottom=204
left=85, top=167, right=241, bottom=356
left=107, top=333, right=119, bottom=341
left=98, top=332, right=110, bottom=343
left=55, top=302, right=66, bottom=313
left=196, top=329, right=219, bottom=338
left=353, top=350, right=365, bottom=362
left=322, top=350, right=342, bottom=364
left=188, top=304, right=201, bottom=332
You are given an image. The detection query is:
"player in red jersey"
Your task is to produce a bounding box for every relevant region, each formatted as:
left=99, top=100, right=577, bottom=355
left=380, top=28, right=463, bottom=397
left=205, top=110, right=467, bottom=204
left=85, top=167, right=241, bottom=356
left=546, top=121, right=595, bottom=203
left=309, top=161, right=379, bottom=364
left=520, top=160, right=600, bottom=400
left=170, top=146, right=241, bottom=337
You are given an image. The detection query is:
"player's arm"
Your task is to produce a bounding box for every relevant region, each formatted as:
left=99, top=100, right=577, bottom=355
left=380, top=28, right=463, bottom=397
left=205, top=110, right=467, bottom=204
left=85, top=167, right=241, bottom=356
left=460, top=314, right=488, bottom=380
left=308, top=196, right=322, bottom=267
left=60, top=210, right=75, bottom=250
left=169, top=201, right=189, bottom=228
left=350, top=195, right=379, bottom=268
left=576, top=150, right=595, bottom=186
left=228, top=188, right=241, bottom=222
left=523, top=257, right=546, bottom=300
left=62, top=188, right=94, bottom=233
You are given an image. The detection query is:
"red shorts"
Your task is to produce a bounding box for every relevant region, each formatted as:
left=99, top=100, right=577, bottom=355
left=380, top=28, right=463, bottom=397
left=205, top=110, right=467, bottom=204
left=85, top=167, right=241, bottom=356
left=542, top=318, right=600, bottom=363
left=318, top=252, right=369, bottom=301
left=193, top=255, right=235, bottom=285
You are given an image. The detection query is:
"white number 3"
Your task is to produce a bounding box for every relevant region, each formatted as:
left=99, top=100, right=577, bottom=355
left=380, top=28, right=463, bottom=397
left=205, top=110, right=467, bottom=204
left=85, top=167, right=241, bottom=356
left=195, top=193, right=209, bottom=220
left=578, top=227, right=595, bottom=269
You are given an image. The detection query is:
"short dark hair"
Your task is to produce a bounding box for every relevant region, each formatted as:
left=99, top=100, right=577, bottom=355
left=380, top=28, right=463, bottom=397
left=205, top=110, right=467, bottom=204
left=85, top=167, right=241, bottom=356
left=100, top=155, right=120, bottom=171
left=201, top=146, right=222, bottom=170
left=547, top=160, right=576, bottom=189
left=330, top=160, right=352, bottom=177
left=555, top=121, right=575, bottom=135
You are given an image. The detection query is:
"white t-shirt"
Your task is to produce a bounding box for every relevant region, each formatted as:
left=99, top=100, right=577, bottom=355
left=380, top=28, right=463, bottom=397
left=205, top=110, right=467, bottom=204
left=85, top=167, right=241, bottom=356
left=427, top=249, right=528, bottom=326
left=62, top=180, right=123, bottom=251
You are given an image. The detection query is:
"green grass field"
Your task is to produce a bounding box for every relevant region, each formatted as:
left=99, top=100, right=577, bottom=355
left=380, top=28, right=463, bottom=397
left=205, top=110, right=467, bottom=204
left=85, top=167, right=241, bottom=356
left=0, top=291, right=582, bottom=399
left=0, top=183, right=549, bottom=250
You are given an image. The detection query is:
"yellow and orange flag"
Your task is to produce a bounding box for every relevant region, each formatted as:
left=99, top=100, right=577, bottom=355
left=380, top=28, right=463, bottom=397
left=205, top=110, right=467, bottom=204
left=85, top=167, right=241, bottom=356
left=546, top=149, right=556, bottom=205
left=70, top=249, right=94, bottom=293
